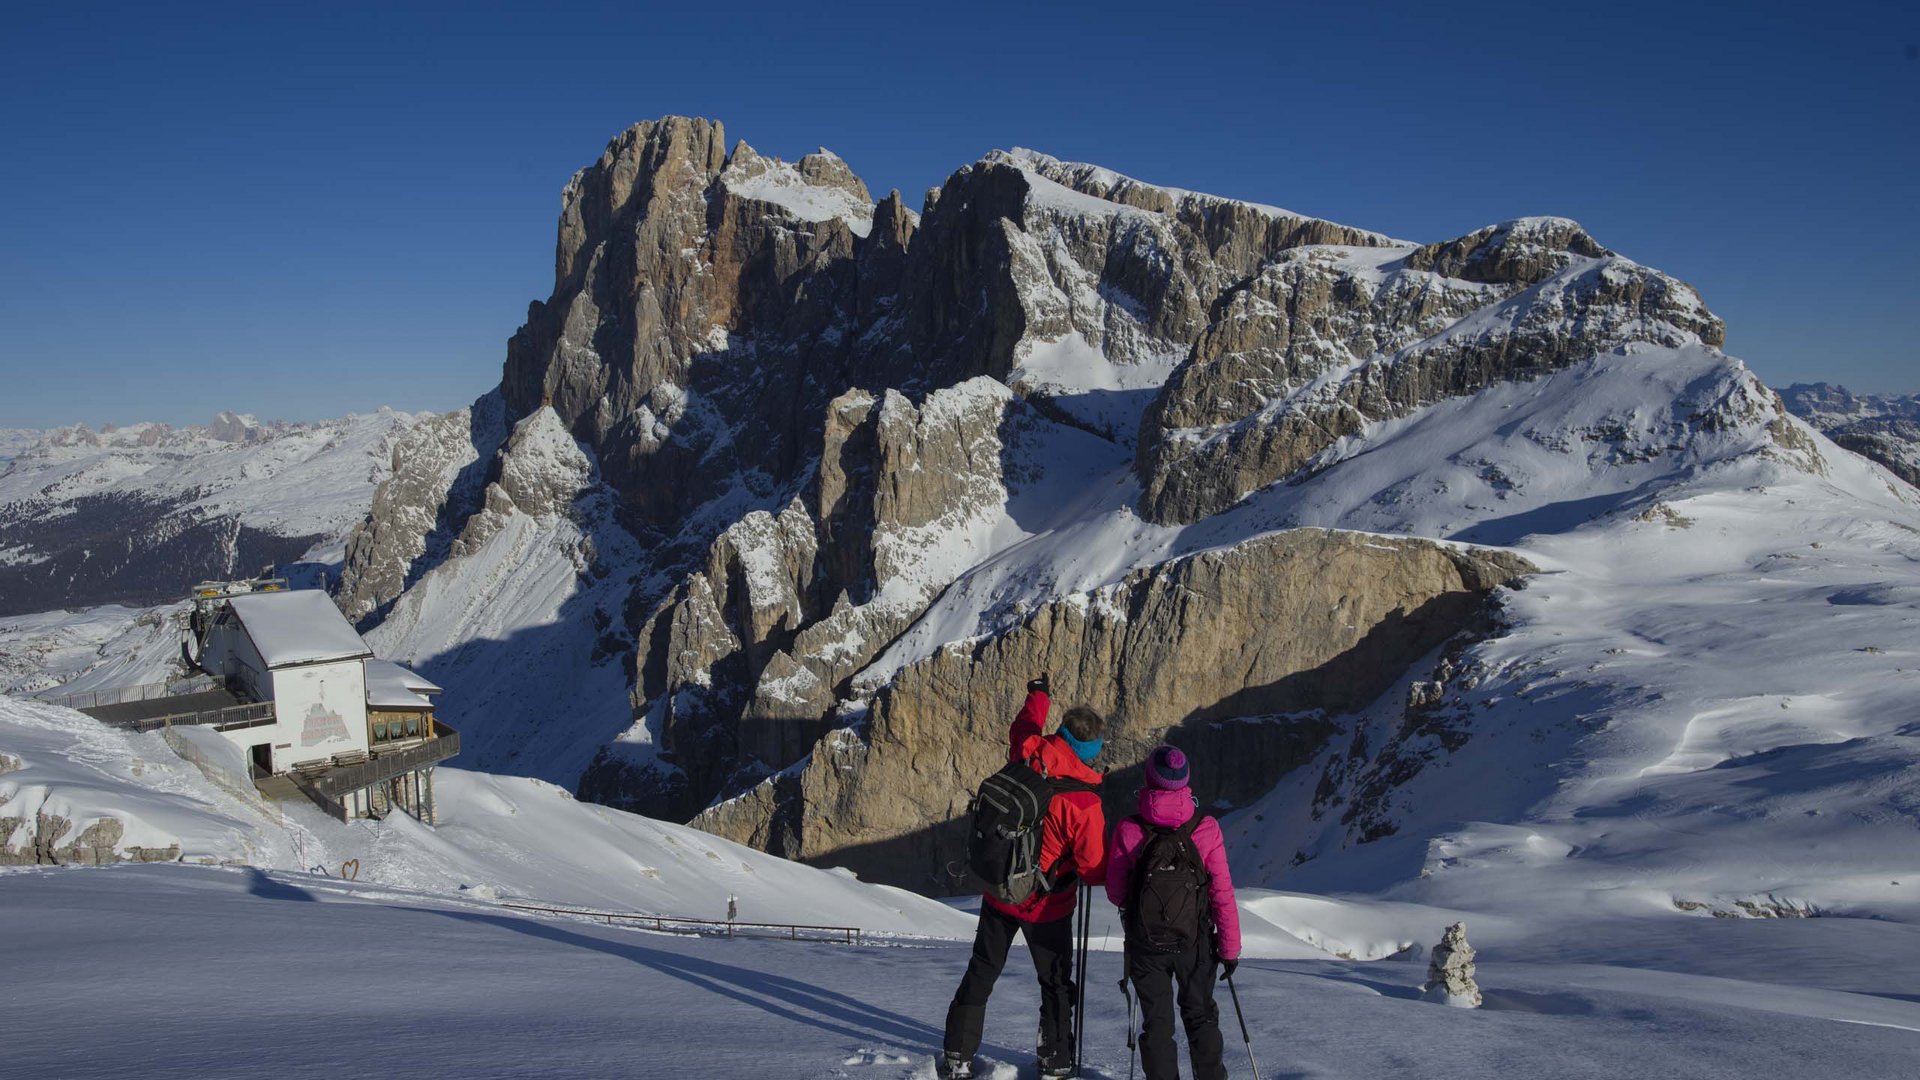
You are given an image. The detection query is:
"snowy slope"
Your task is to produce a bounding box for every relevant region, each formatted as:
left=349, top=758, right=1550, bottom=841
left=3, top=863, right=1916, bottom=1078
left=364, top=407, right=647, bottom=786
left=0, top=603, right=183, bottom=696
left=0, top=694, right=968, bottom=934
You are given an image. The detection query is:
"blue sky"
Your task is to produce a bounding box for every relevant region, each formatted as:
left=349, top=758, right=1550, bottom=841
left=1, top=0, right=1914, bottom=428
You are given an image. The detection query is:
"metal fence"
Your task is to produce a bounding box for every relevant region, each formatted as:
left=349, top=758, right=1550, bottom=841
left=494, top=900, right=864, bottom=945
left=113, top=701, right=278, bottom=735
left=32, top=674, right=220, bottom=712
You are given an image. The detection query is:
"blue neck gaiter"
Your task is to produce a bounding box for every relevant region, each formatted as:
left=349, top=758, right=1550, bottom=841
left=1056, top=725, right=1103, bottom=764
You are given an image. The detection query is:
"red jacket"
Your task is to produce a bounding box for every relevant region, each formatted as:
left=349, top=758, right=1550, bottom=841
left=983, top=690, right=1107, bottom=924
left=1105, top=785, right=1241, bottom=960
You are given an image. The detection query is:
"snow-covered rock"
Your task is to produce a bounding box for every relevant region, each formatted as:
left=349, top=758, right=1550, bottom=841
left=337, top=391, right=508, bottom=622
left=363, top=406, right=643, bottom=791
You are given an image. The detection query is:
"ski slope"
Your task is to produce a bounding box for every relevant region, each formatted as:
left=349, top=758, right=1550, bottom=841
left=2, top=863, right=1915, bottom=1079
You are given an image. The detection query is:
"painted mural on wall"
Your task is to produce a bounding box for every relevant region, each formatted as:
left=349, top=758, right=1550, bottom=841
left=299, top=680, right=353, bottom=747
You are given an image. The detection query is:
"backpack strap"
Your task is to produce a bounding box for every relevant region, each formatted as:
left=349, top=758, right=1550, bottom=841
left=1036, top=777, right=1102, bottom=887
left=1151, top=815, right=1212, bottom=889
left=1125, top=814, right=1152, bottom=913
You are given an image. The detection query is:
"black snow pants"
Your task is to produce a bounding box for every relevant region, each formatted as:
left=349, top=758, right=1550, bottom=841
left=943, top=903, right=1076, bottom=1059
left=1128, top=940, right=1227, bottom=1080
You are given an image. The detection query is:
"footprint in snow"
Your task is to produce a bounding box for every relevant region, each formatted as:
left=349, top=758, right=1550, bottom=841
left=842, top=1049, right=914, bottom=1067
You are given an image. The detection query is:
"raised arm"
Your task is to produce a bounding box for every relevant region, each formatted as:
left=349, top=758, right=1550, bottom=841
left=1009, top=685, right=1049, bottom=765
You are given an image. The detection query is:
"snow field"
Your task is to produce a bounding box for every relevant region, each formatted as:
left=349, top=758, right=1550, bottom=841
left=0, top=695, right=969, bottom=936
left=1, top=863, right=1914, bottom=1079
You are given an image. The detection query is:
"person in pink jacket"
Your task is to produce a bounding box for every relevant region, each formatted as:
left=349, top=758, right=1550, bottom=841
left=1105, top=744, right=1241, bottom=1080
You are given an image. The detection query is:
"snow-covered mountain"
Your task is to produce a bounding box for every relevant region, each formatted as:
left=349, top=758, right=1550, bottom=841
left=1779, top=381, right=1920, bottom=487
left=5, top=114, right=1920, bottom=1080
left=317, top=115, right=1920, bottom=938
left=0, top=409, right=426, bottom=616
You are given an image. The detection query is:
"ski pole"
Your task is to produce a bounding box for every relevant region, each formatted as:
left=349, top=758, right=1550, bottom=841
left=1073, top=885, right=1090, bottom=1076
left=1225, top=973, right=1260, bottom=1080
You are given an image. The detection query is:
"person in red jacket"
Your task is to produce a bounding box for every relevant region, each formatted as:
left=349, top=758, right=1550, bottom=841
left=1105, top=744, right=1241, bottom=1080
left=941, top=675, right=1107, bottom=1080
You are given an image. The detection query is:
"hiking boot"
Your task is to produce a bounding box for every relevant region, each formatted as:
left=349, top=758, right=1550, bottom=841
left=1036, top=1048, right=1075, bottom=1078
left=936, top=1052, right=974, bottom=1079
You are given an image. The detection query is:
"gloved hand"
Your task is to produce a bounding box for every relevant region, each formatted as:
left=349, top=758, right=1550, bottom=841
left=1027, top=673, right=1051, bottom=694
left=1220, top=957, right=1238, bottom=979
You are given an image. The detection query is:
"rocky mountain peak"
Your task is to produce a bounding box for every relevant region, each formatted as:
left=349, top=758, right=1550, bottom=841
left=339, top=117, right=1865, bottom=891
left=794, top=148, right=870, bottom=202
left=1403, top=216, right=1610, bottom=285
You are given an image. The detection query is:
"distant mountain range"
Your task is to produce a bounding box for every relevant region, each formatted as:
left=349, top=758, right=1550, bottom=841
left=1777, top=382, right=1920, bottom=486
left=0, top=410, right=423, bottom=615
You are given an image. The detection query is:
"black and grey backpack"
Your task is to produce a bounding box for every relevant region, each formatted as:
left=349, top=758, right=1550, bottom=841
left=1126, top=814, right=1211, bottom=953
left=965, top=759, right=1096, bottom=904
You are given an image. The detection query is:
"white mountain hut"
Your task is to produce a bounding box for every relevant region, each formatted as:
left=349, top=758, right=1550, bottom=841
left=168, top=582, right=459, bottom=823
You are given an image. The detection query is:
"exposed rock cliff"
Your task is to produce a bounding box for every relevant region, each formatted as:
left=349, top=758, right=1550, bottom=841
left=585, top=377, right=1020, bottom=817
left=696, top=531, right=1530, bottom=890
left=339, top=391, right=509, bottom=623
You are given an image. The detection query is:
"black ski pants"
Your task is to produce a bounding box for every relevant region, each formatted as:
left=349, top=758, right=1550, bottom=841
left=943, top=903, right=1075, bottom=1059
left=1128, top=940, right=1227, bottom=1080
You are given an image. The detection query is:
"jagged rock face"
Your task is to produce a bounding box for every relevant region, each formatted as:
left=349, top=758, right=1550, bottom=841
left=465, top=116, right=1418, bottom=631
left=500, top=117, right=884, bottom=532
left=494, top=125, right=1408, bottom=541
left=695, top=530, right=1530, bottom=890
left=1137, top=219, right=1727, bottom=524
left=339, top=392, right=509, bottom=624
left=617, top=378, right=1018, bottom=816
left=1006, top=150, right=1394, bottom=360
left=1826, top=423, right=1920, bottom=488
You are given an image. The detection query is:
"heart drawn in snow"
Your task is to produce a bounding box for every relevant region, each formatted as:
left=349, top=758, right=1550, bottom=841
left=341, top=859, right=361, bottom=881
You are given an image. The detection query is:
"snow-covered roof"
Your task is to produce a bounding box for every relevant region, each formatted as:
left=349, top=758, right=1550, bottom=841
left=365, top=659, right=441, bottom=710
left=225, top=591, right=373, bottom=668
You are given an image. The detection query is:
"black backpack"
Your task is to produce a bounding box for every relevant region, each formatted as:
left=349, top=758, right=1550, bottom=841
left=966, top=758, right=1097, bottom=905
left=1125, top=814, right=1211, bottom=953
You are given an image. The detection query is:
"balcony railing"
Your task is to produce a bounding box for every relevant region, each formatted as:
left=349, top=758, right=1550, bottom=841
left=31, top=675, right=222, bottom=712
left=293, top=722, right=460, bottom=822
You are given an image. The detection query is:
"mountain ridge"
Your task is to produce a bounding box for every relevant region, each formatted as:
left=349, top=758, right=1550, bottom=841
left=317, top=116, right=1918, bottom=906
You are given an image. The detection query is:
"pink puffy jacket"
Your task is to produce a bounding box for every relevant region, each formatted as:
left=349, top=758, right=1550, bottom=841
left=1104, top=785, right=1241, bottom=961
